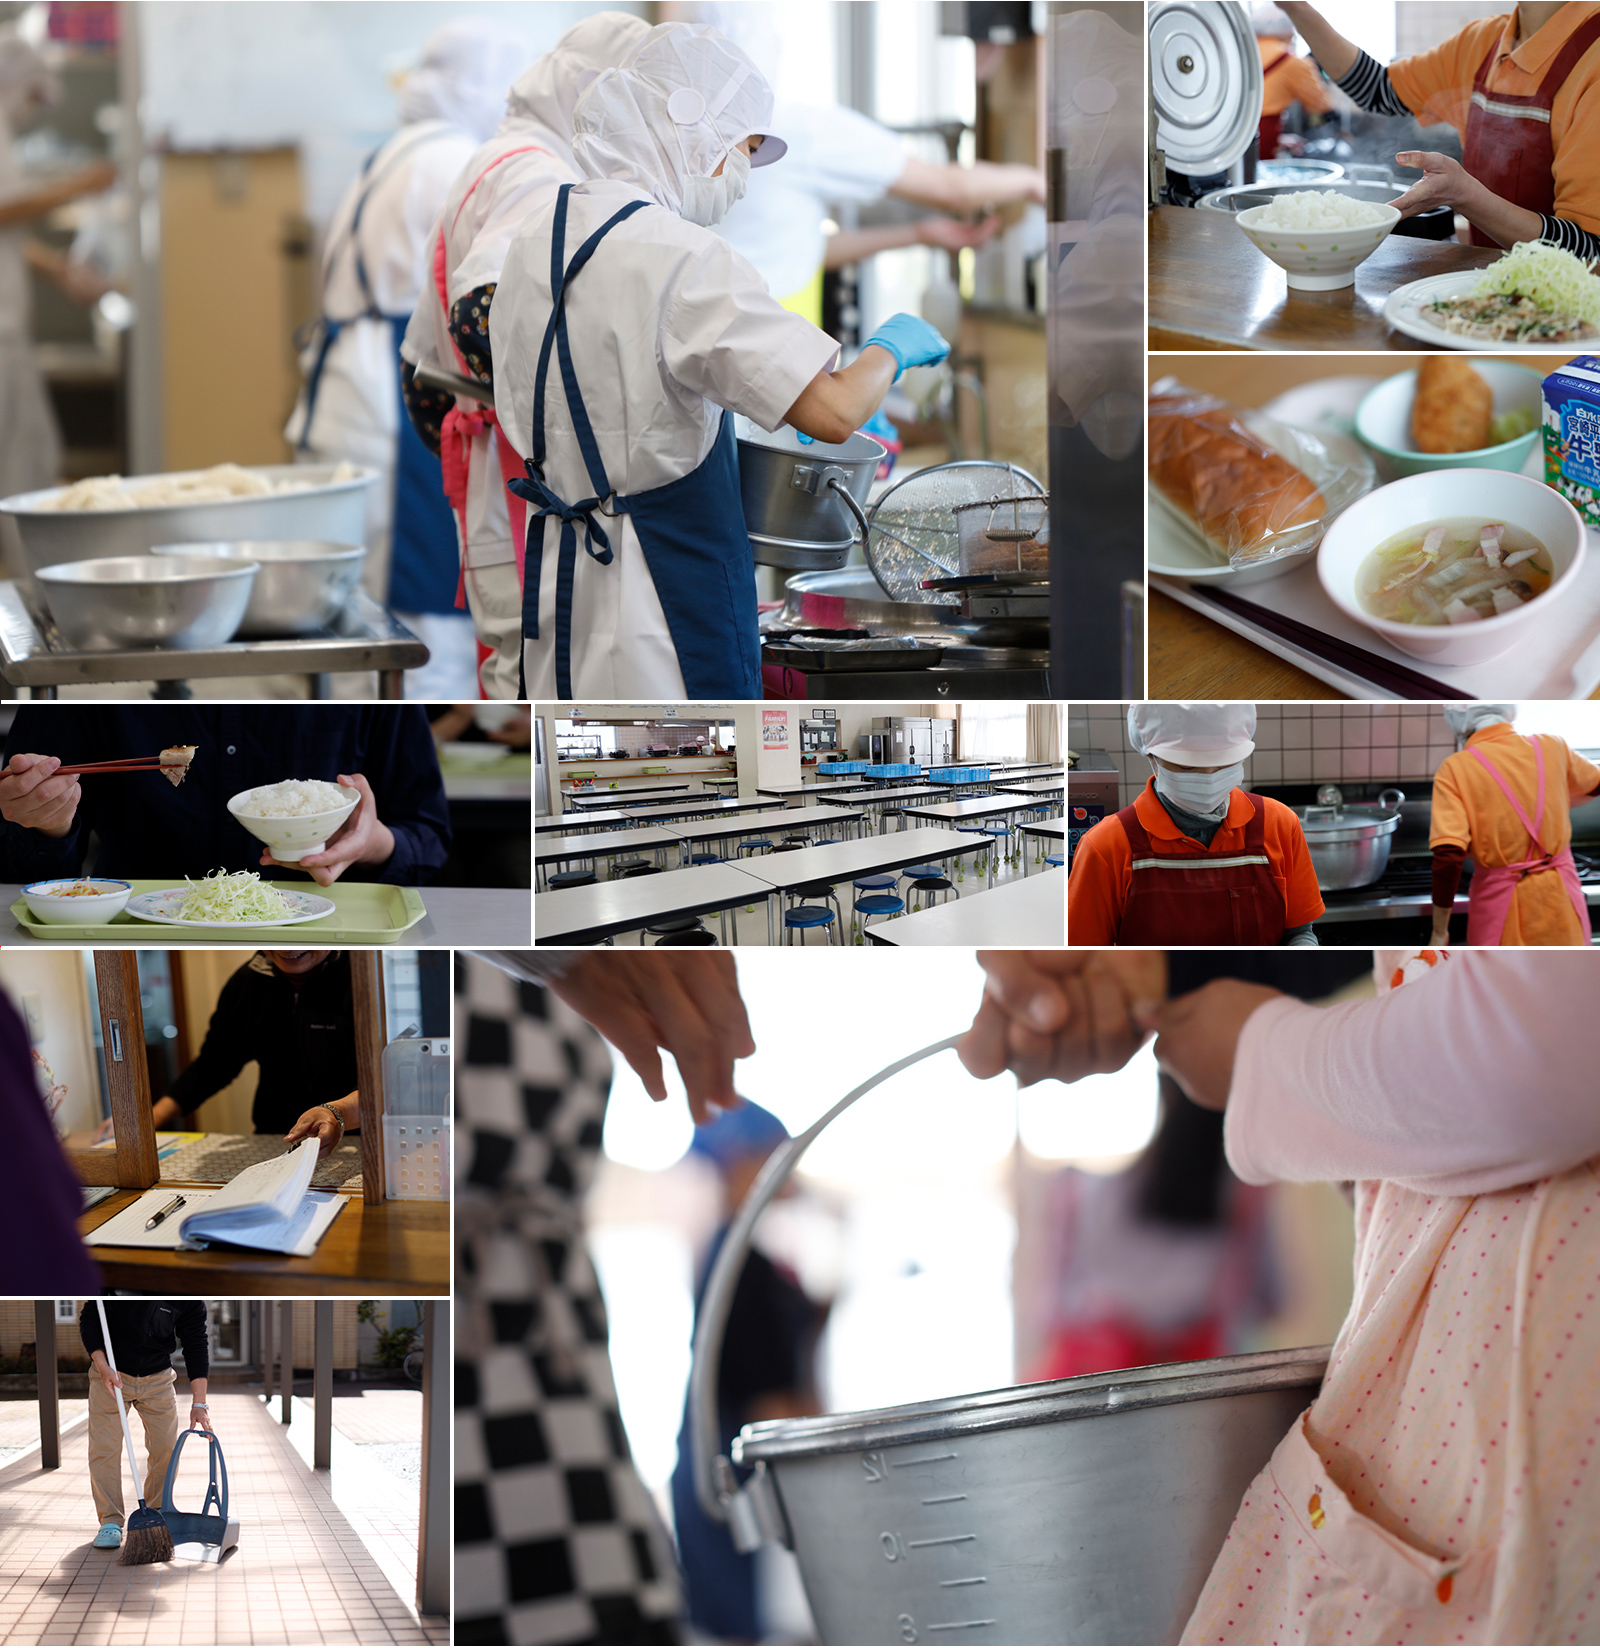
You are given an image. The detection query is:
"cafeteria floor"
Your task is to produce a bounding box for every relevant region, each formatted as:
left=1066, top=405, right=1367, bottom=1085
left=0, top=1390, right=445, bottom=1646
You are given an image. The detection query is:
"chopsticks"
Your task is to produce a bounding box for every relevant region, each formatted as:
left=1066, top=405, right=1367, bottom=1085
left=49, top=756, right=188, bottom=777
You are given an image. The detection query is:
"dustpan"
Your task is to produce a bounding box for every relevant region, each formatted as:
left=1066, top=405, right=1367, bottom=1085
left=159, top=1427, right=240, bottom=1562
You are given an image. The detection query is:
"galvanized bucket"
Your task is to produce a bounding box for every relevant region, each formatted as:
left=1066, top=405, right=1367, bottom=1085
left=691, top=1038, right=1328, bottom=1646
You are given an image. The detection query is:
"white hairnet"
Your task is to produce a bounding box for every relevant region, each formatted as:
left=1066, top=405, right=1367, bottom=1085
left=572, top=21, right=784, bottom=215
left=1128, top=701, right=1257, bottom=765
left=0, top=29, right=59, bottom=129
left=398, top=17, right=528, bottom=144
left=1443, top=703, right=1516, bottom=737
left=504, top=11, right=650, bottom=168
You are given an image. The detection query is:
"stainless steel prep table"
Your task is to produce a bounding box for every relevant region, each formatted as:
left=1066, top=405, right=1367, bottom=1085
left=668, top=805, right=866, bottom=859
left=0, top=581, right=427, bottom=699
left=1021, top=819, right=1067, bottom=872
left=535, top=825, right=689, bottom=887
left=0, top=883, right=530, bottom=946
left=533, top=861, right=770, bottom=946
left=866, top=868, right=1065, bottom=946
left=734, top=827, right=991, bottom=945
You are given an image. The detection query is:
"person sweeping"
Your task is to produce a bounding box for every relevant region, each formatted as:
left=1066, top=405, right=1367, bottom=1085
left=81, top=1300, right=209, bottom=1563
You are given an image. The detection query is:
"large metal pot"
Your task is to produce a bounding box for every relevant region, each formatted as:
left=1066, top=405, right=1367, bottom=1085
left=1297, top=788, right=1404, bottom=889
left=156, top=540, right=366, bottom=636
left=692, top=1038, right=1328, bottom=1647
left=736, top=417, right=885, bottom=571
left=776, top=567, right=959, bottom=635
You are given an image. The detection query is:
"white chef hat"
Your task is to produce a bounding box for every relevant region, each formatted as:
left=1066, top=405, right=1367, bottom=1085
left=398, top=17, right=528, bottom=145
left=504, top=12, right=651, bottom=166
left=572, top=21, right=785, bottom=214
left=1443, top=702, right=1516, bottom=736
left=1128, top=701, right=1257, bottom=766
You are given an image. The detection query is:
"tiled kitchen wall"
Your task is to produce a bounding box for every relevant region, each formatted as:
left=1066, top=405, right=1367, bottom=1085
left=1068, top=704, right=1458, bottom=808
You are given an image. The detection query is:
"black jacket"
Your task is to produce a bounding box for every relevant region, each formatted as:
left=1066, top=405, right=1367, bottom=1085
left=79, top=1300, right=209, bottom=1381
left=167, top=952, right=359, bottom=1135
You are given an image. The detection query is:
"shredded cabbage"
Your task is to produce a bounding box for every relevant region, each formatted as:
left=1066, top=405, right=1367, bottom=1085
left=1472, top=240, right=1600, bottom=328
left=1489, top=406, right=1537, bottom=444
left=177, top=869, right=291, bottom=923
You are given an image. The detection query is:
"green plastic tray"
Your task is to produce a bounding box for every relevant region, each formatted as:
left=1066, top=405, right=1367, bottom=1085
left=13, top=880, right=427, bottom=943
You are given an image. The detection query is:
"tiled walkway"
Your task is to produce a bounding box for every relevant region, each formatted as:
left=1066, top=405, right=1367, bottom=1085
left=0, top=1392, right=445, bottom=1646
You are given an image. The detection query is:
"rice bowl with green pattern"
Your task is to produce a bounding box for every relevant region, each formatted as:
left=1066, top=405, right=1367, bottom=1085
left=1235, top=196, right=1402, bottom=291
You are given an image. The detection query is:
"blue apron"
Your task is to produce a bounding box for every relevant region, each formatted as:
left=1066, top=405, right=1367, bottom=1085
left=298, top=129, right=461, bottom=616
left=508, top=183, right=763, bottom=701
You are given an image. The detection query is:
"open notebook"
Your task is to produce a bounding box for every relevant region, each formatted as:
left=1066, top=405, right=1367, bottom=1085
left=84, top=1138, right=345, bottom=1257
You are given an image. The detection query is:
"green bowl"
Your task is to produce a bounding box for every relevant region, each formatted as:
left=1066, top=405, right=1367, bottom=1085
left=1354, top=362, right=1543, bottom=477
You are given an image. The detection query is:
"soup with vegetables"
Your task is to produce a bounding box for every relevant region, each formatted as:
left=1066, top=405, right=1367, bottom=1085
left=1356, top=518, right=1552, bottom=626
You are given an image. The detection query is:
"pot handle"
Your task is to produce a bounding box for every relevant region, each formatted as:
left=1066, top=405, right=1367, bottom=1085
left=826, top=474, right=871, bottom=555
left=1378, top=788, right=1405, bottom=809
left=690, top=1035, right=965, bottom=1537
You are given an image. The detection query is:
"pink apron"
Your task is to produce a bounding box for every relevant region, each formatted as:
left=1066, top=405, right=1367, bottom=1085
left=1463, top=735, right=1592, bottom=946
left=430, top=143, right=554, bottom=602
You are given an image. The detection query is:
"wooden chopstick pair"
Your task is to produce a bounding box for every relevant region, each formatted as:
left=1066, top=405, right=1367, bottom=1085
left=50, top=755, right=188, bottom=778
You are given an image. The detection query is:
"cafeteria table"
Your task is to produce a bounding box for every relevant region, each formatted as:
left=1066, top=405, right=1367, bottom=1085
left=1021, top=820, right=1067, bottom=872
left=866, top=868, right=1065, bottom=946
left=993, top=780, right=1064, bottom=800
left=817, top=784, right=950, bottom=833
left=533, top=861, right=770, bottom=946
left=668, top=805, right=866, bottom=860
left=895, top=795, right=1057, bottom=887
left=535, top=824, right=688, bottom=887
left=566, top=783, right=693, bottom=809
left=621, top=796, right=785, bottom=824
left=537, top=808, right=637, bottom=832
left=1148, top=205, right=1498, bottom=352
left=734, top=827, right=991, bottom=945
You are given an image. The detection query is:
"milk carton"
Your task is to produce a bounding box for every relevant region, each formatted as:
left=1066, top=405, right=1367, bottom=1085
left=1542, top=356, right=1600, bottom=531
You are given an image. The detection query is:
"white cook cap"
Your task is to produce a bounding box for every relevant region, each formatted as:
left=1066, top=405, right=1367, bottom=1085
left=1127, top=701, right=1257, bottom=766
left=0, top=29, right=59, bottom=128
left=572, top=21, right=785, bottom=215
left=504, top=12, right=651, bottom=168
left=398, top=17, right=528, bottom=145
left=1443, top=702, right=1516, bottom=736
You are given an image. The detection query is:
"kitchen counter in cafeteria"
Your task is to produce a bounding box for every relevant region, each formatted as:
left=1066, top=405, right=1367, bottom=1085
left=0, top=883, right=531, bottom=946
left=1147, top=206, right=1499, bottom=352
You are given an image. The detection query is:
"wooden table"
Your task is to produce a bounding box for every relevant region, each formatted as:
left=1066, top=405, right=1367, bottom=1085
left=1147, top=206, right=1498, bottom=352
left=1150, top=585, right=1345, bottom=698
left=533, top=861, right=769, bottom=946
left=80, top=1190, right=448, bottom=1294
left=866, top=869, right=1065, bottom=947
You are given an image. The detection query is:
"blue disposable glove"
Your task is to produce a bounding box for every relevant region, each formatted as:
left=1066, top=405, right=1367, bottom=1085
left=863, top=313, right=951, bottom=379
left=796, top=431, right=815, bottom=445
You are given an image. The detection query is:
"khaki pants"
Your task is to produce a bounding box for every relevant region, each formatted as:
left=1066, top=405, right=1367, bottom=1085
left=87, top=1367, right=179, bottom=1528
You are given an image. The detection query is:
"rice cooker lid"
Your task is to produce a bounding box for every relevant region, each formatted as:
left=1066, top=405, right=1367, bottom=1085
left=734, top=1344, right=1328, bottom=1465
left=1149, top=0, right=1263, bottom=176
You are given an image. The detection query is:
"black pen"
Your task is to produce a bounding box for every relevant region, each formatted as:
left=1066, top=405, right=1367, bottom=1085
left=145, top=1194, right=186, bottom=1231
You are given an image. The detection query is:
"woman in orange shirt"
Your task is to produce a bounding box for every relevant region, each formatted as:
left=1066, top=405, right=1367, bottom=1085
left=1278, top=1, right=1600, bottom=260
left=1430, top=702, right=1600, bottom=946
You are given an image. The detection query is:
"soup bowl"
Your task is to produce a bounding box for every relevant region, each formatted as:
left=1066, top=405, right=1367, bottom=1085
left=1317, top=469, right=1587, bottom=665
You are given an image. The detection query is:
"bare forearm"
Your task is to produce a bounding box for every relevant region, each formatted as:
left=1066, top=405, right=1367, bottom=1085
left=891, top=156, right=1044, bottom=214
left=1277, top=3, right=1360, bottom=80
left=783, top=348, right=898, bottom=445
left=825, top=224, right=922, bottom=267
left=190, top=1377, right=207, bottom=1406
left=151, top=1096, right=182, bottom=1129
left=1456, top=180, right=1545, bottom=249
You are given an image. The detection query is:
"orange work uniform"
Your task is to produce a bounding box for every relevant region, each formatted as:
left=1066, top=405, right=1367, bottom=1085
left=1068, top=778, right=1325, bottom=946
left=1259, top=38, right=1335, bottom=117
left=1387, top=4, right=1600, bottom=236
left=1430, top=721, right=1600, bottom=945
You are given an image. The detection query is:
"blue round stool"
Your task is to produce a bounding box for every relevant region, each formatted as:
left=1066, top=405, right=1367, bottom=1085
left=783, top=905, right=837, bottom=946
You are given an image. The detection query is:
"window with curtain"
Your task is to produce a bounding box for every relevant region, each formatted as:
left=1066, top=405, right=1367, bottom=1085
left=960, top=703, right=1028, bottom=760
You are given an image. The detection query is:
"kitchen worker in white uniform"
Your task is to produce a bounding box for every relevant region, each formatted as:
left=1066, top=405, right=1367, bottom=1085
left=401, top=12, right=649, bottom=700
left=286, top=17, right=524, bottom=699
left=0, top=31, right=114, bottom=564
left=490, top=22, right=951, bottom=700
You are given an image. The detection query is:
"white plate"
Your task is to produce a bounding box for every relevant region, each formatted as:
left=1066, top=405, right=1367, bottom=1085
left=1383, top=272, right=1600, bottom=352
left=125, top=886, right=336, bottom=928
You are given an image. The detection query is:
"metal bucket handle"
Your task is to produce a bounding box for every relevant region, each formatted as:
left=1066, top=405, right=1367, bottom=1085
left=690, top=1034, right=965, bottom=1541
left=826, top=474, right=872, bottom=555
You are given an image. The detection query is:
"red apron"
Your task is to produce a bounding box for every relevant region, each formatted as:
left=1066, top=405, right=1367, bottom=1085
left=1114, top=792, right=1287, bottom=945
left=430, top=144, right=555, bottom=599
left=1463, top=734, right=1592, bottom=945
left=1462, top=10, right=1600, bottom=247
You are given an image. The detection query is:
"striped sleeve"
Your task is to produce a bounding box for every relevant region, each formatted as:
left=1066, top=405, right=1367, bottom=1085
left=1538, top=213, right=1600, bottom=263
left=1334, top=50, right=1410, bottom=116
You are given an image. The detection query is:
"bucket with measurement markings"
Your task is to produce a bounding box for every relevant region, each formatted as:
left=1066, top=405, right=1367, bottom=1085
left=689, top=1039, right=1328, bottom=1646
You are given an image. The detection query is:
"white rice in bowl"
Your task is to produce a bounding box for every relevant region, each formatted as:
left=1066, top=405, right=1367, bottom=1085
left=1248, top=191, right=1392, bottom=230
left=235, top=779, right=353, bottom=817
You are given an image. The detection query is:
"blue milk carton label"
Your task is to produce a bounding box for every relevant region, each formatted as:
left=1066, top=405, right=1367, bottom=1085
left=1543, top=355, right=1600, bottom=530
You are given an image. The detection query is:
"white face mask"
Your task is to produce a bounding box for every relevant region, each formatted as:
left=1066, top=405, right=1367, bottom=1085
left=1153, top=761, right=1243, bottom=818
left=681, top=144, right=749, bottom=227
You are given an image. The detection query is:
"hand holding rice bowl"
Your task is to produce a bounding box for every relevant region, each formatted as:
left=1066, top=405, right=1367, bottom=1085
left=22, top=878, right=132, bottom=924
left=1234, top=191, right=1402, bottom=291
left=1317, top=468, right=1586, bottom=665
left=228, top=778, right=360, bottom=861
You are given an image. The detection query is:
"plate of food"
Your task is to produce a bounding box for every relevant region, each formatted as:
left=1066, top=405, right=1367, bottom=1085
left=125, top=869, right=335, bottom=929
left=1383, top=241, right=1600, bottom=349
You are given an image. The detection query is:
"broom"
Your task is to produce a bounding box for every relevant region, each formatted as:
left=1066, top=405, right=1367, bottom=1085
left=93, top=1299, right=174, bottom=1566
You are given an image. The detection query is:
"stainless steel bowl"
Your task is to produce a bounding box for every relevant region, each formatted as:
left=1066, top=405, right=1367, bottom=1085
left=154, top=539, right=366, bottom=636
left=1297, top=790, right=1404, bottom=889
left=736, top=418, right=885, bottom=571
left=35, top=555, right=258, bottom=651
left=0, top=465, right=377, bottom=575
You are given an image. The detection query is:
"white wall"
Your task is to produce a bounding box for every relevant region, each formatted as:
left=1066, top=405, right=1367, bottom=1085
left=0, top=953, right=100, bottom=1137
